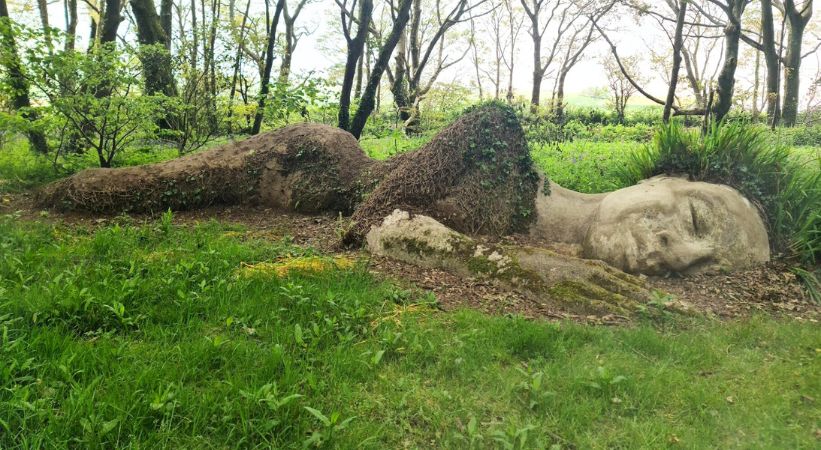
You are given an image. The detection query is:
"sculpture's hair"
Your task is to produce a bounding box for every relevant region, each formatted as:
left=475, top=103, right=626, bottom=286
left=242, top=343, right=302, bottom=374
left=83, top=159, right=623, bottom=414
left=343, top=103, right=541, bottom=246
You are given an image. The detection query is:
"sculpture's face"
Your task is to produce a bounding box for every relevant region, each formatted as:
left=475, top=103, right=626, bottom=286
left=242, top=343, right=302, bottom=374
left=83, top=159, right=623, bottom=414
left=583, top=177, right=770, bottom=275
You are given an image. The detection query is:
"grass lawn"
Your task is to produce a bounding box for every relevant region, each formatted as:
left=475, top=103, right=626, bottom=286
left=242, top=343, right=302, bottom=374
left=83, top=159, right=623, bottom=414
left=1, top=215, right=818, bottom=448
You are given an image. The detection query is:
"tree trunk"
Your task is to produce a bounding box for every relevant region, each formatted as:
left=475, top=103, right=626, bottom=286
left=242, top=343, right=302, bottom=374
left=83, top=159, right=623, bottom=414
left=469, top=17, right=483, bottom=99
left=189, top=0, right=198, bottom=71
left=228, top=0, right=251, bottom=132
left=555, top=69, right=567, bottom=122
left=354, top=50, right=363, bottom=99
left=349, top=0, right=413, bottom=139
left=37, top=0, right=54, bottom=54
left=752, top=33, right=761, bottom=120
left=712, top=1, right=747, bottom=122
left=278, top=35, right=294, bottom=87
left=663, top=0, right=687, bottom=123
left=64, top=0, right=78, bottom=52
left=0, top=0, right=49, bottom=153
left=391, top=32, right=411, bottom=123
left=251, top=0, right=286, bottom=135
left=206, top=0, right=220, bottom=103
left=160, top=0, right=172, bottom=46
left=760, top=0, right=781, bottom=126
left=780, top=0, right=812, bottom=126
left=527, top=12, right=541, bottom=113
left=129, top=0, right=178, bottom=97
left=338, top=0, right=373, bottom=131
left=681, top=50, right=705, bottom=107
left=100, top=0, right=122, bottom=44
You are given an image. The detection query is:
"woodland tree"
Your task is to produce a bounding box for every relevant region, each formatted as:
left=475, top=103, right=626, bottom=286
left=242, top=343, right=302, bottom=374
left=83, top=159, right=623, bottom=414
left=0, top=0, right=49, bottom=153
left=130, top=0, right=178, bottom=97
left=780, top=0, right=813, bottom=126
left=278, top=0, right=313, bottom=87
left=337, top=0, right=373, bottom=131
left=252, top=0, right=286, bottom=135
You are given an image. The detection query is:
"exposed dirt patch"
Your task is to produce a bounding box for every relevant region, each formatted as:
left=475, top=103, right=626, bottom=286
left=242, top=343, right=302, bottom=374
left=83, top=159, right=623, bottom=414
left=652, top=262, right=818, bottom=321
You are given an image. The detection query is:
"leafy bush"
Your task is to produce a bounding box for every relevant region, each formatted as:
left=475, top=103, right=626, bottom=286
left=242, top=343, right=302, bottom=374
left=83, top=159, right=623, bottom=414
left=771, top=125, right=821, bottom=147
left=618, top=121, right=820, bottom=265
left=593, top=123, right=654, bottom=142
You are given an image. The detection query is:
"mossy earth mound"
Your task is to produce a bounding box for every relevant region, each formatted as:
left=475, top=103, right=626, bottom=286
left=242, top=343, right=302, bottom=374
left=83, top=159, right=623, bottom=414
left=344, top=103, right=541, bottom=245
left=37, top=124, right=375, bottom=214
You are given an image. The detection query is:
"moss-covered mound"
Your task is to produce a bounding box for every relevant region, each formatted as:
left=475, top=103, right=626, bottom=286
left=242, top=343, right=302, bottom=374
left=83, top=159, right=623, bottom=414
left=344, top=103, right=540, bottom=246
left=37, top=124, right=375, bottom=214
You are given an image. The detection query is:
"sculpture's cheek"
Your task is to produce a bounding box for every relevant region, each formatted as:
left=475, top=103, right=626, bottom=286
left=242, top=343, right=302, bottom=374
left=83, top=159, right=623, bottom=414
left=584, top=210, right=718, bottom=275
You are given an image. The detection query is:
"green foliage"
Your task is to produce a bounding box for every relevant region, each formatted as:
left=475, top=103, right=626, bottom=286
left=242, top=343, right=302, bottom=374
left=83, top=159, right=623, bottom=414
left=22, top=37, right=164, bottom=167
left=0, top=217, right=819, bottom=447
left=263, top=77, right=337, bottom=129
left=530, top=140, right=644, bottom=193
left=618, top=121, right=821, bottom=265
left=770, top=124, right=821, bottom=147
left=359, top=133, right=432, bottom=160
left=0, top=137, right=59, bottom=193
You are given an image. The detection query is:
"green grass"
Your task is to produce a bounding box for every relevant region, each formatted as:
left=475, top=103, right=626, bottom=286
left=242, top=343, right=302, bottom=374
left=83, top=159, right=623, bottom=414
left=359, top=134, right=432, bottom=160
left=530, top=140, right=644, bottom=193
left=1, top=215, right=819, bottom=448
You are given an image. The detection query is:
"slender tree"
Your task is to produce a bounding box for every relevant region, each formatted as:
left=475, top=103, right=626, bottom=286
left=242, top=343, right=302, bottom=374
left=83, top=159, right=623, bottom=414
left=521, top=0, right=594, bottom=113
left=337, top=0, right=373, bottom=131
left=663, top=0, right=688, bottom=123
left=760, top=0, right=781, bottom=125
left=553, top=2, right=614, bottom=121
left=711, top=0, right=749, bottom=122
left=37, top=0, right=54, bottom=54
left=251, top=0, right=286, bottom=135
left=390, top=0, right=484, bottom=132
left=780, top=0, right=813, bottom=126
left=0, top=0, right=49, bottom=153
left=502, top=0, right=525, bottom=103
left=64, top=0, right=78, bottom=52
left=228, top=0, right=252, bottom=131
left=349, top=0, right=413, bottom=138
left=278, top=0, right=313, bottom=87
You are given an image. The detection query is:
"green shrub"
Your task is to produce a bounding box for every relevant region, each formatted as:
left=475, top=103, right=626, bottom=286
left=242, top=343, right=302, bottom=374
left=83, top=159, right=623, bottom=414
left=771, top=125, right=821, bottom=147
left=618, top=121, right=820, bottom=265
left=593, top=123, right=654, bottom=142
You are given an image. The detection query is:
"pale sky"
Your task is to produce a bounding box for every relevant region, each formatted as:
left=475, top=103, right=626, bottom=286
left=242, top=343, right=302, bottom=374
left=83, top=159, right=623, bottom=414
left=16, top=0, right=821, bottom=109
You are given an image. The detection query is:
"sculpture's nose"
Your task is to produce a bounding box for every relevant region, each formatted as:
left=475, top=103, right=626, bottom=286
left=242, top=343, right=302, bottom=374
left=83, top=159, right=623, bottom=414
left=657, top=231, right=716, bottom=273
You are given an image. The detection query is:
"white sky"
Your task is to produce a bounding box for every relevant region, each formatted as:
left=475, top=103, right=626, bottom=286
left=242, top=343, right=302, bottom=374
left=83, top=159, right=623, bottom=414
left=14, top=0, right=821, bottom=108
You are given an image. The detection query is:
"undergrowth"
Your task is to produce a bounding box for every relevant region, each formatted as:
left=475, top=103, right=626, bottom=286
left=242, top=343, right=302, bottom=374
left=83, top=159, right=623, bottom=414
left=0, top=215, right=818, bottom=448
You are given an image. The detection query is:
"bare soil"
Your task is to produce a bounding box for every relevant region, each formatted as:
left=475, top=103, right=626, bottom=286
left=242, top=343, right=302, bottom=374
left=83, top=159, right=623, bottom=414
left=4, top=191, right=818, bottom=324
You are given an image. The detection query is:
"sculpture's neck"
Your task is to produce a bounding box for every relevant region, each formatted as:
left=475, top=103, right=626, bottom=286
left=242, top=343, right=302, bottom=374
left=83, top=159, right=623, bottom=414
left=530, top=176, right=607, bottom=244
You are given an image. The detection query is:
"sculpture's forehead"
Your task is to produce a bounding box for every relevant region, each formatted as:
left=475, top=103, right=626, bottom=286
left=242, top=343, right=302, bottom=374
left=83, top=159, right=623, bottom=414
left=595, top=178, right=746, bottom=222
left=597, top=180, right=679, bottom=217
